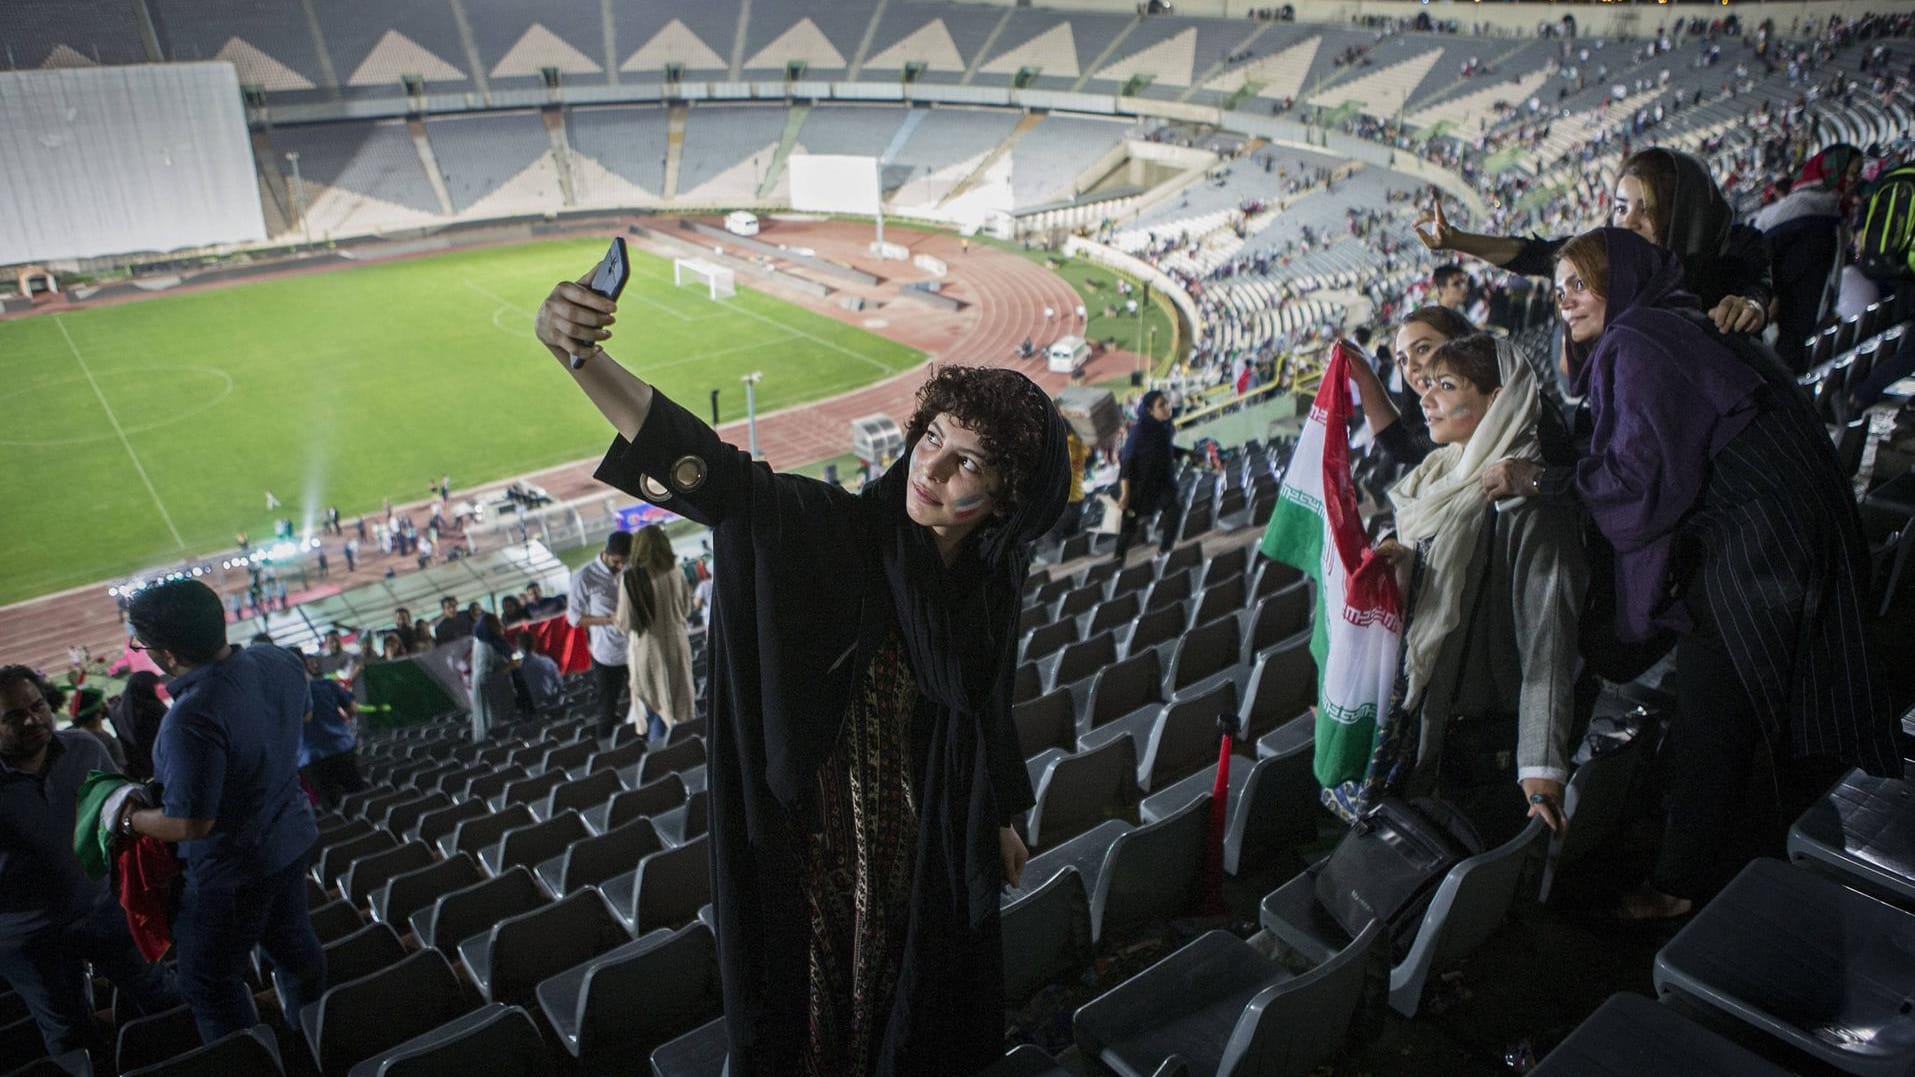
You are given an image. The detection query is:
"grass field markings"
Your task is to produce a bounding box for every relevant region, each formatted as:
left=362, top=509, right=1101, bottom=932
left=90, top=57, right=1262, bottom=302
left=52, top=317, right=186, bottom=550
left=631, top=332, right=806, bottom=373
left=0, top=366, right=236, bottom=448
left=716, top=302, right=894, bottom=376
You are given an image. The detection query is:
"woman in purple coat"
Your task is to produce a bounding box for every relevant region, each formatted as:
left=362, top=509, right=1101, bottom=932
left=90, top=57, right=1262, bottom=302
left=1483, top=227, right=1897, bottom=919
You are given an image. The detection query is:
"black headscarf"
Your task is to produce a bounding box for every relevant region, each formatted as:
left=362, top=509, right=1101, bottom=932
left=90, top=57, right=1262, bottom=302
left=865, top=369, right=1069, bottom=925
left=1659, top=148, right=1734, bottom=264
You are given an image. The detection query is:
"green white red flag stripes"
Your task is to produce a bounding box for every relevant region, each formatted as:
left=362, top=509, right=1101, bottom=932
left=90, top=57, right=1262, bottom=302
left=1258, top=340, right=1404, bottom=795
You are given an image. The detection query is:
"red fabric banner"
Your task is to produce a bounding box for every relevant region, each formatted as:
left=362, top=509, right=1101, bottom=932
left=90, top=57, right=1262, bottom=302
left=524, top=614, right=593, bottom=675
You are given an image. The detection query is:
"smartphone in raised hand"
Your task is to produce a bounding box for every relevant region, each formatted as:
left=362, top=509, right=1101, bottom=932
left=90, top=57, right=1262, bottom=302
left=588, top=236, right=630, bottom=301
left=571, top=237, right=630, bottom=369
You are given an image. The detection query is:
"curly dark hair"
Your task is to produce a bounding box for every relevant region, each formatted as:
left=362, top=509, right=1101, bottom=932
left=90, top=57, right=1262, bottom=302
left=904, top=365, right=1051, bottom=522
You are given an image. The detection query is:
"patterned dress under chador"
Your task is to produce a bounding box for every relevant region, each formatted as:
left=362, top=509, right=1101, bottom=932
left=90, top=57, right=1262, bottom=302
left=798, top=629, right=919, bottom=1077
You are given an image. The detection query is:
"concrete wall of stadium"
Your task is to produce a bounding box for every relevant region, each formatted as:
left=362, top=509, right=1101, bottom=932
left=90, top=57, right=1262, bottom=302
left=1001, top=1, right=1897, bottom=38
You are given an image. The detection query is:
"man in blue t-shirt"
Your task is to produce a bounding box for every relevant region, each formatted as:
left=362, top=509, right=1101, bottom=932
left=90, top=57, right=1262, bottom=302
left=118, top=580, right=326, bottom=1045
left=297, top=649, right=364, bottom=810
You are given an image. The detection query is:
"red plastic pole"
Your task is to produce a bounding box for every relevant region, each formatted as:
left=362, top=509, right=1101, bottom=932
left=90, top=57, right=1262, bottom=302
left=1202, top=729, right=1232, bottom=916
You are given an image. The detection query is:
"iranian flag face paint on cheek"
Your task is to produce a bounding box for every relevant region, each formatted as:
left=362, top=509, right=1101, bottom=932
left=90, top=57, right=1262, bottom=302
left=951, top=493, right=987, bottom=522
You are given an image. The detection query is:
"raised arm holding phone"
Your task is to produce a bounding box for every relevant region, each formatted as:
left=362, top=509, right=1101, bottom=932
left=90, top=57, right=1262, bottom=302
left=534, top=243, right=1070, bottom=1075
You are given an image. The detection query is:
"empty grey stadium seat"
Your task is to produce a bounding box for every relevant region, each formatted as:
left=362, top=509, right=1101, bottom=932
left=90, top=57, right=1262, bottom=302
left=462, top=766, right=528, bottom=804
left=350, top=1003, right=551, bottom=1077
left=316, top=922, right=408, bottom=1000
left=637, top=738, right=707, bottom=786
left=1162, top=614, right=1241, bottom=695
left=439, top=803, right=534, bottom=861
left=308, top=898, right=366, bottom=944
left=411, top=798, right=486, bottom=847
left=1108, top=563, right=1155, bottom=600
left=458, top=888, right=629, bottom=1007
left=1025, top=735, right=1139, bottom=852
left=535, top=817, right=664, bottom=898
left=122, top=1025, right=282, bottom=1077
left=1021, top=618, right=1078, bottom=664
left=1093, top=793, right=1212, bottom=944
left=1653, top=858, right=1915, bottom=1076
left=1144, top=569, right=1194, bottom=612
left=1244, top=583, right=1312, bottom=662
left=300, top=946, right=471, bottom=1077
left=1787, top=768, right=1915, bottom=909
left=1084, top=592, right=1142, bottom=639
left=1141, top=752, right=1253, bottom=826
left=652, top=790, right=709, bottom=848
left=490, top=770, right=566, bottom=813
left=1225, top=738, right=1319, bottom=877
left=533, top=768, right=623, bottom=823
left=536, top=921, right=722, bottom=1064
left=1253, top=559, right=1304, bottom=600
left=411, top=865, right=549, bottom=955
left=604, top=834, right=713, bottom=937
left=1240, top=634, right=1316, bottom=740
left=1083, top=648, right=1163, bottom=734
left=1045, top=632, right=1118, bottom=693
left=340, top=841, right=434, bottom=910
left=649, top=1017, right=729, bottom=1077
left=1074, top=918, right=1384, bottom=1077
left=1137, top=680, right=1237, bottom=792
left=1262, top=818, right=1546, bottom=1017
left=1158, top=544, right=1203, bottom=579
left=381, top=793, right=450, bottom=837
left=1012, top=687, right=1078, bottom=758
left=1188, top=571, right=1248, bottom=630
left=479, top=811, right=588, bottom=878
left=536, top=739, right=595, bottom=778
left=1000, top=866, right=1093, bottom=1008
left=315, top=829, right=398, bottom=891
left=1531, top=992, right=1793, bottom=1076
left=586, top=773, right=689, bottom=836
left=371, top=853, right=483, bottom=928
left=1122, top=604, right=1184, bottom=661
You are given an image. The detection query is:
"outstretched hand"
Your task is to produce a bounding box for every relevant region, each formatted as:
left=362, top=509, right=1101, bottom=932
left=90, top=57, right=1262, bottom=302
left=1413, top=186, right=1454, bottom=252
left=534, top=273, right=619, bottom=366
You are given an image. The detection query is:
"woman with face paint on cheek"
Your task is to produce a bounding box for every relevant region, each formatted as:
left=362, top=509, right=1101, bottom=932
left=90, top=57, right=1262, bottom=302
left=539, top=267, right=1072, bottom=1077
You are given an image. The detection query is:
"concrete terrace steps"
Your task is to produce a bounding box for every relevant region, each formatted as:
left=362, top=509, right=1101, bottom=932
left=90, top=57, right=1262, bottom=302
left=757, top=104, right=810, bottom=200
left=662, top=104, right=688, bottom=199
left=939, top=109, right=1043, bottom=209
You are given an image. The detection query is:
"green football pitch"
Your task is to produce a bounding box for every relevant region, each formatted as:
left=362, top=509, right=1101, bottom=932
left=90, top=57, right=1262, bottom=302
left=0, top=238, right=922, bottom=606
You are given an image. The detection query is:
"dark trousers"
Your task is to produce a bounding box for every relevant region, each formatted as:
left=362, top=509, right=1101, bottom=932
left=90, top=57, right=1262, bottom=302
left=591, top=659, right=629, bottom=738
left=301, top=751, right=367, bottom=811
left=0, top=899, right=179, bottom=1055
left=1114, top=499, right=1178, bottom=560
left=172, top=852, right=325, bottom=1045
left=1652, top=611, right=1849, bottom=901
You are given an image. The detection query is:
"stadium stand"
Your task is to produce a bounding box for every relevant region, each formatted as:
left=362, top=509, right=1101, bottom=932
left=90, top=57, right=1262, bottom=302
left=7, top=3, right=1915, bottom=1074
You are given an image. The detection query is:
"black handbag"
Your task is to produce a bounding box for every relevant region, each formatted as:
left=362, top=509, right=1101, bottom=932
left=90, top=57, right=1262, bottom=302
left=1313, top=796, right=1484, bottom=960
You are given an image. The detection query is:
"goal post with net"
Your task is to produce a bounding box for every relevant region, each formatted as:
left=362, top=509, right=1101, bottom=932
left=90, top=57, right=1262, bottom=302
left=673, top=257, right=736, bottom=300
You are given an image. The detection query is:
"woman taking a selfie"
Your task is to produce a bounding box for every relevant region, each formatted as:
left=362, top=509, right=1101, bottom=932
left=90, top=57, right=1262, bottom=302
left=533, top=269, right=1069, bottom=1076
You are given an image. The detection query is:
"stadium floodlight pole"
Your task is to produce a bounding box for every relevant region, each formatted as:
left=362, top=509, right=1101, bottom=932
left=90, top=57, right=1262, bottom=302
left=742, top=372, right=764, bottom=459
left=285, top=151, right=310, bottom=246
left=873, top=158, right=886, bottom=251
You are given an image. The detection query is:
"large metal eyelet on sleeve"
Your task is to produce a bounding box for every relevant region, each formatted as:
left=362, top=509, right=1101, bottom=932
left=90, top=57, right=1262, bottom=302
left=637, top=473, right=673, bottom=502
left=670, top=454, right=708, bottom=493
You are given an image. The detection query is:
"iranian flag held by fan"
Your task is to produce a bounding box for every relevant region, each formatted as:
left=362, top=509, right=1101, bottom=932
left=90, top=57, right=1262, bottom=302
left=1259, top=340, right=1403, bottom=798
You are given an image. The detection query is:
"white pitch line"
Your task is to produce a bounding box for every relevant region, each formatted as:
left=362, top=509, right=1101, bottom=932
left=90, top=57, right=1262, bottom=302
left=719, top=300, right=894, bottom=375
left=53, top=316, right=186, bottom=549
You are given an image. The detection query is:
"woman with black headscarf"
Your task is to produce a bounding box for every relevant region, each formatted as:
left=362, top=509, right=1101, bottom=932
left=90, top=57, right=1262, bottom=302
left=1114, top=389, right=1182, bottom=561
left=533, top=274, right=1069, bottom=1076
left=1417, top=147, right=1774, bottom=336
left=1482, top=227, right=1896, bottom=919
left=106, top=670, right=166, bottom=779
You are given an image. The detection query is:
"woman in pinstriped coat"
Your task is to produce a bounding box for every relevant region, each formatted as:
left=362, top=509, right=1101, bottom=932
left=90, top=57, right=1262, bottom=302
left=1483, top=227, right=1898, bottom=920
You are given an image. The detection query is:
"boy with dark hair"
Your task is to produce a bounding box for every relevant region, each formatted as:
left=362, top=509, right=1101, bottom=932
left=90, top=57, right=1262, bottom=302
left=119, top=580, right=326, bottom=1045
left=1433, top=263, right=1469, bottom=312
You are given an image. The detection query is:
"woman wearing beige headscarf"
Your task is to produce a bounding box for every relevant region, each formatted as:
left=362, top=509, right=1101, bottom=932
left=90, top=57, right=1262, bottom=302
left=1377, top=333, right=1586, bottom=844
left=616, top=525, right=695, bottom=743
